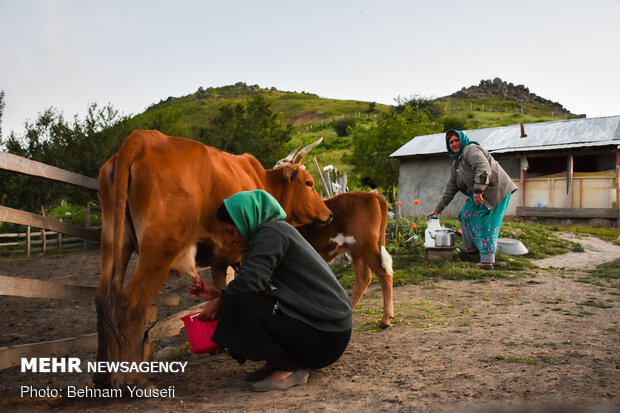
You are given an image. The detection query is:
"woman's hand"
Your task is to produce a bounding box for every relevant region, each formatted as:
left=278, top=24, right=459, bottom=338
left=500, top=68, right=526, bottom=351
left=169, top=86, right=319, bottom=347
left=189, top=278, right=221, bottom=301
left=196, top=297, right=221, bottom=321
left=426, top=211, right=439, bottom=218
left=473, top=193, right=484, bottom=205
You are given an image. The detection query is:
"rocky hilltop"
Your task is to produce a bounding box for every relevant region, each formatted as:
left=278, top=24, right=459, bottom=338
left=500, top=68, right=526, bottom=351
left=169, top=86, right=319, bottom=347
left=444, top=77, right=578, bottom=116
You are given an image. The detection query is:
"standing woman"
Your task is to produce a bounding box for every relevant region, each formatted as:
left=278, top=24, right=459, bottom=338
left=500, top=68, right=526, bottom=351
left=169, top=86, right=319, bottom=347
left=428, top=130, right=518, bottom=270
left=190, top=190, right=352, bottom=391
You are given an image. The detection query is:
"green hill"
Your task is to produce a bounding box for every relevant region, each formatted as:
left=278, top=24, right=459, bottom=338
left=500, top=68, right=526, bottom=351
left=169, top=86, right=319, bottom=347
left=129, top=82, right=390, bottom=136
left=122, top=79, right=582, bottom=194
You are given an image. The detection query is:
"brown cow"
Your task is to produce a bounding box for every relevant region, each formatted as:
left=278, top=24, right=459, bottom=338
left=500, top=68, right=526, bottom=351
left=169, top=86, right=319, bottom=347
left=296, top=191, right=394, bottom=328
left=95, top=130, right=331, bottom=388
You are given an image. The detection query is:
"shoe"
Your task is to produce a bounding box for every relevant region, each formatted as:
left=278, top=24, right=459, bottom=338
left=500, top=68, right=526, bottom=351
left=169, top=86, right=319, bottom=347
left=477, top=262, right=494, bottom=270
left=250, top=369, right=309, bottom=392
left=245, top=364, right=274, bottom=382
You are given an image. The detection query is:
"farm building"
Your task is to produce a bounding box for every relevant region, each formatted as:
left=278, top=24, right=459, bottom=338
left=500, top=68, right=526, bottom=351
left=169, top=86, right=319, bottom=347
left=391, top=115, right=620, bottom=226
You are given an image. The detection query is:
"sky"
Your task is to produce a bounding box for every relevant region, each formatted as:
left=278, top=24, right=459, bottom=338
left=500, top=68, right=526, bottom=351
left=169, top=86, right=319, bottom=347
left=1, top=0, right=619, bottom=136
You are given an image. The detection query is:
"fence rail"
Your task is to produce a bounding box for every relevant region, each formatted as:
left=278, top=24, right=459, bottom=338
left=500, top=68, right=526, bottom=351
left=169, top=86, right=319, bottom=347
left=0, top=228, right=97, bottom=256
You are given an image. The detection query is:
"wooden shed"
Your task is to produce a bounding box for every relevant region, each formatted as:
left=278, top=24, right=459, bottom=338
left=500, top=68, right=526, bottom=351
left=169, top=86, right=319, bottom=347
left=391, top=116, right=620, bottom=226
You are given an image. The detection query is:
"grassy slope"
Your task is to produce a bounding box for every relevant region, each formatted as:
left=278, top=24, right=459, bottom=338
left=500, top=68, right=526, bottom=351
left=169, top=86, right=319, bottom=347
left=123, top=83, right=579, bottom=194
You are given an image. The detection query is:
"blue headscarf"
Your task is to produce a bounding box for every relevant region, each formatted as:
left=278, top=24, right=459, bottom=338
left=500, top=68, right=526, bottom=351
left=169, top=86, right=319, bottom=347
left=446, top=129, right=480, bottom=159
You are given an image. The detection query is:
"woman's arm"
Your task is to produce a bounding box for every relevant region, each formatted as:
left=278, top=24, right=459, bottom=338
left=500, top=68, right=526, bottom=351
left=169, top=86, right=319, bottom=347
left=223, top=227, right=286, bottom=296
left=433, top=168, right=459, bottom=214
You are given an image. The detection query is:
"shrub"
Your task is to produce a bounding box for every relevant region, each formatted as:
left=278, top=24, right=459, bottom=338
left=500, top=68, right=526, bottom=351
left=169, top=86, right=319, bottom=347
left=332, top=117, right=357, bottom=137
left=442, top=116, right=467, bottom=131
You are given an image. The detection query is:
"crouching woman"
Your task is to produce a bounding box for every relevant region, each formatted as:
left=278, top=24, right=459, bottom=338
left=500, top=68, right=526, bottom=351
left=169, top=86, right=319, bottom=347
left=190, top=189, right=352, bottom=392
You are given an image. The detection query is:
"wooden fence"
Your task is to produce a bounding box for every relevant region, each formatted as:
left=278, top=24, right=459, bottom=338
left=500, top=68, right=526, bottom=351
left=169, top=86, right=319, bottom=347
left=0, top=151, right=192, bottom=370
left=0, top=228, right=96, bottom=256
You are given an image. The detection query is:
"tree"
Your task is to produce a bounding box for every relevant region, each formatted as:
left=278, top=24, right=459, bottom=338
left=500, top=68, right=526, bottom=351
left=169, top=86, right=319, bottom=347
left=441, top=116, right=467, bottom=132
left=0, top=103, right=128, bottom=212
left=393, top=94, right=443, bottom=120
left=346, top=107, right=439, bottom=199
left=201, top=93, right=292, bottom=167
left=332, top=117, right=356, bottom=137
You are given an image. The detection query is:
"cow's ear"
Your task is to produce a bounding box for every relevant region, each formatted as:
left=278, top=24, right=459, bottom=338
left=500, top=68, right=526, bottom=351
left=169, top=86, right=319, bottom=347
left=283, top=165, right=299, bottom=181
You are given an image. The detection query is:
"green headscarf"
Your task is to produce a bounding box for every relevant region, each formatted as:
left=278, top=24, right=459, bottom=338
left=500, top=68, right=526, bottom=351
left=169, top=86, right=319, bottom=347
left=223, top=190, right=287, bottom=245
left=446, top=129, right=480, bottom=159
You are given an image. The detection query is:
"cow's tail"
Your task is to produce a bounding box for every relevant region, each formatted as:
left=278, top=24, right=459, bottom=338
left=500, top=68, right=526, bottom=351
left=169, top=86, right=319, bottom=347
left=96, top=135, right=141, bottom=375
left=110, top=139, right=138, bottom=294
left=374, top=190, right=393, bottom=276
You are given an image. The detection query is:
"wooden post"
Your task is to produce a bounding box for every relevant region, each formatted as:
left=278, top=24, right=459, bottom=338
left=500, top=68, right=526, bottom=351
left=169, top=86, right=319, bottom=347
left=40, top=206, right=47, bottom=254
left=58, top=219, right=63, bottom=252
left=566, top=155, right=574, bottom=208
left=26, top=226, right=31, bottom=257
left=520, top=154, right=528, bottom=206
left=324, top=171, right=333, bottom=196
left=340, top=172, right=348, bottom=193
left=313, top=157, right=332, bottom=198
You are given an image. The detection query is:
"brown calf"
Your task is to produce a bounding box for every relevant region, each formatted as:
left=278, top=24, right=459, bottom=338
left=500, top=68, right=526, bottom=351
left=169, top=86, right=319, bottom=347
left=297, top=191, right=394, bottom=328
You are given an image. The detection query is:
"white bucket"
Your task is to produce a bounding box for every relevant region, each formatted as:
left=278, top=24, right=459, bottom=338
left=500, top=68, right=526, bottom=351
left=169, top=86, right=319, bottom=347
left=497, top=238, right=528, bottom=255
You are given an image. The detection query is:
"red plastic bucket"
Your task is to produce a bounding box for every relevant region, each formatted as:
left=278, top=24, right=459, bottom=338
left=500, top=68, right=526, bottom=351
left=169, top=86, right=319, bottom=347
left=181, top=312, right=221, bottom=354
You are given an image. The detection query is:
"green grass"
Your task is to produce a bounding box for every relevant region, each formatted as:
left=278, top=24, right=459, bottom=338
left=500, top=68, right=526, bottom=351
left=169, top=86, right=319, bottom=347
left=437, top=97, right=578, bottom=129
left=589, top=258, right=620, bottom=279
left=580, top=299, right=613, bottom=309
left=500, top=221, right=584, bottom=258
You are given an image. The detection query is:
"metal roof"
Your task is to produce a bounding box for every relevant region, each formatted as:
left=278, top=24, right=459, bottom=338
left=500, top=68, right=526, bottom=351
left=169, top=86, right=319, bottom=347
left=390, top=115, right=620, bottom=158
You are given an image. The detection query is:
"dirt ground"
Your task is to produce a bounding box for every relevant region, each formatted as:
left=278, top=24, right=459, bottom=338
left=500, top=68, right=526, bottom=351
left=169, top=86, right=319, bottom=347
left=0, top=234, right=619, bottom=412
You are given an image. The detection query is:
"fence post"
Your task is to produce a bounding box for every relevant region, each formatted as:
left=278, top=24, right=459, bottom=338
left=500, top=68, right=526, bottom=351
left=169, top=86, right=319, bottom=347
left=313, top=157, right=332, bottom=198
left=40, top=206, right=47, bottom=255
left=26, top=226, right=31, bottom=257
left=324, top=172, right=332, bottom=196
left=58, top=219, right=63, bottom=252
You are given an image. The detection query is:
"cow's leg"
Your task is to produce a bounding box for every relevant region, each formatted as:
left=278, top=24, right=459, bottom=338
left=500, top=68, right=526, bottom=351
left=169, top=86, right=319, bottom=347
left=211, top=265, right=227, bottom=289
left=375, top=267, right=394, bottom=329
left=211, top=264, right=235, bottom=289
left=364, top=248, right=394, bottom=329
left=349, top=252, right=372, bottom=309
left=116, top=250, right=176, bottom=387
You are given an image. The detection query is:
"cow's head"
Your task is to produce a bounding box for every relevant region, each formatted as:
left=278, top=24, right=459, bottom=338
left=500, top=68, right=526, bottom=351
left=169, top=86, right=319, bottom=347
left=268, top=138, right=332, bottom=226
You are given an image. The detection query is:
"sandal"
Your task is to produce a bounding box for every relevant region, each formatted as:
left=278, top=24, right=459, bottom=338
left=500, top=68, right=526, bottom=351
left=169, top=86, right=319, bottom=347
left=477, top=262, right=494, bottom=270
left=250, top=369, right=309, bottom=392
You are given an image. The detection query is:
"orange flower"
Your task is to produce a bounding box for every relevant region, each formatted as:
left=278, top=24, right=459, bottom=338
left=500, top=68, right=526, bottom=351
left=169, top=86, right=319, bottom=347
left=411, top=223, right=417, bottom=228
left=397, top=201, right=402, bottom=206
left=413, top=199, right=420, bottom=205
